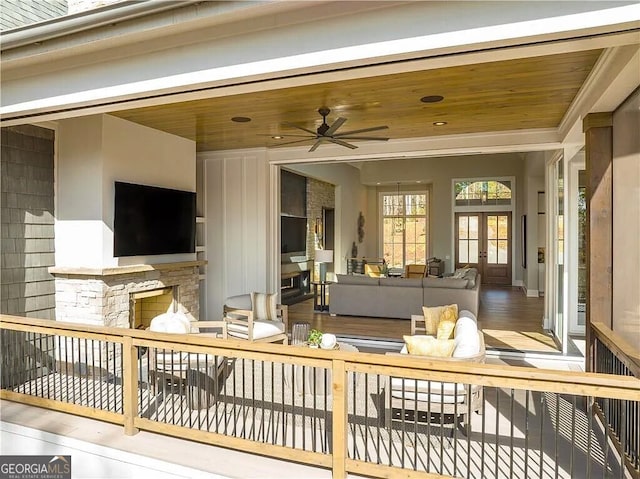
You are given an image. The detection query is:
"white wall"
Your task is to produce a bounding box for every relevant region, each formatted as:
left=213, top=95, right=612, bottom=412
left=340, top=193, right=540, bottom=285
left=360, top=154, right=526, bottom=277
left=523, top=152, right=546, bottom=296
left=612, top=88, right=640, bottom=345
left=202, top=149, right=271, bottom=319
left=55, top=114, right=196, bottom=268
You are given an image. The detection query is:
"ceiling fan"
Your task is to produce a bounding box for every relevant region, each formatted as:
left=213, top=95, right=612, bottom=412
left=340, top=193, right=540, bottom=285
left=274, top=107, right=389, bottom=152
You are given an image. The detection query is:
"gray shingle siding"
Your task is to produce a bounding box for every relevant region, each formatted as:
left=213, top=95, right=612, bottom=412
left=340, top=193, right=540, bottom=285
left=1, top=125, right=56, bottom=320
left=1, top=0, right=67, bottom=31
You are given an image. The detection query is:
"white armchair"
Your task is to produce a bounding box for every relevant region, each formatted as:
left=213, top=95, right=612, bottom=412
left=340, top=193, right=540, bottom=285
left=223, top=293, right=289, bottom=344
left=385, top=310, right=485, bottom=435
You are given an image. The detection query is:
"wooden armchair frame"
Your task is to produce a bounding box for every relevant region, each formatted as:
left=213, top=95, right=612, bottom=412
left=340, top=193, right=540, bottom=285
left=223, top=304, right=289, bottom=344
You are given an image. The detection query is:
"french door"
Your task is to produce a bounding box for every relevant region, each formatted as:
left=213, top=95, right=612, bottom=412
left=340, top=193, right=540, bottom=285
left=455, top=212, right=512, bottom=285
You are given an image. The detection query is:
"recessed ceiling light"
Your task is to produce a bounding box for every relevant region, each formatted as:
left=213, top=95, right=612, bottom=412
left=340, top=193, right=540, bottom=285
left=421, top=95, right=444, bottom=103
left=433, top=121, right=448, bottom=126
left=231, top=116, right=251, bottom=123
left=272, top=135, right=283, bottom=140
left=376, top=182, right=381, bottom=185
left=416, top=181, right=422, bottom=183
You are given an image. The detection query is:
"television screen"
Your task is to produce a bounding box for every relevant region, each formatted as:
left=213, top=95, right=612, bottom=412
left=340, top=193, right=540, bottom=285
left=114, top=181, right=196, bottom=257
left=281, top=216, right=307, bottom=254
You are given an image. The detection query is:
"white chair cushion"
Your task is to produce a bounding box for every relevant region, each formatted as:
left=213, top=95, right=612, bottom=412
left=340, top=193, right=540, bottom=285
left=149, top=312, right=190, bottom=334
left=391, top=378, right=466, bottom=404
left=453, top=316, right=480, bottom=358
left=225, top=294, right=253, bottom=310
left=227, top=319, right=285, bottom=340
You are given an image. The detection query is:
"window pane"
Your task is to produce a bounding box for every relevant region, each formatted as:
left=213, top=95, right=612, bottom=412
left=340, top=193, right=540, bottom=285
left=469, top=240, right=479, bottom=263
left=498, top=215, right=508, bottom=239
left=487, top=215, right=497, bottom=240
left=458, top=216, right=469, bottom=239
left=498, top=240, right=508, bottom=264
left=488, top=239, right=498, bottom=263
left=458, top=240, right=468, bottom=263
left=469, top=216, right=479, bottom=239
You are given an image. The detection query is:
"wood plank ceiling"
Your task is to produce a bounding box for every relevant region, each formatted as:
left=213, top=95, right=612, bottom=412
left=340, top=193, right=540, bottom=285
left=112, top=49, right=603, bottom=152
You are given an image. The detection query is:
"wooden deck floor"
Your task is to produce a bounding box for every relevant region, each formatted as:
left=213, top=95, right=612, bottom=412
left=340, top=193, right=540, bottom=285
left=288, top=284, right=558, bottom=354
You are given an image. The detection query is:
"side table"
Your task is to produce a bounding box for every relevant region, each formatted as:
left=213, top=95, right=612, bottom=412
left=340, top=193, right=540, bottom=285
left=311, top=281, right=332, bottom=312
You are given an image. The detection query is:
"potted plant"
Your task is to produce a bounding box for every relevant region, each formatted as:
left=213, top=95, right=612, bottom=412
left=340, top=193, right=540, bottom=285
left=307, top=329, right=323, bottom=348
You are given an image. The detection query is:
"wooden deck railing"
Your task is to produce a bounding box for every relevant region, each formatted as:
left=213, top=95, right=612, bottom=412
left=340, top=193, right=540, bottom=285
left=591, top=321, right=640, bottom=477
left=2, top=314, right=640, bottom=479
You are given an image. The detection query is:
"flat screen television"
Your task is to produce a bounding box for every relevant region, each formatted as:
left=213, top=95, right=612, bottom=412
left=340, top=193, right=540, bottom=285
left=114, top=181, right=196, bottom=257
left=281, top=216, right=307, bottom=254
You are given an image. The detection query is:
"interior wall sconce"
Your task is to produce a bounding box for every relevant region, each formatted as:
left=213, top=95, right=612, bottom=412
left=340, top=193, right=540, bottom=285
left=315, top=217, right=322, bottom=235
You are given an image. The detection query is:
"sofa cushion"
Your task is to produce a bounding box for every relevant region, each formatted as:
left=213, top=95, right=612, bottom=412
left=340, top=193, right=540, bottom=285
left=380, top=277, right=423, bottom=288
left=403, top=335, right=455, bottom=357
left=336, top=274, right=380, bottom=286
left=423, top=277, right=469, bottom=289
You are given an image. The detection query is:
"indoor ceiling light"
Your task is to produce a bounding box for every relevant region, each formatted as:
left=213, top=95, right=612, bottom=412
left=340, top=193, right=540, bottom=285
left=231, top=116, right=251, bottom=123
left=272, top=135, right=283, bottom=139
left=420, top=95, right=444, bottom=103
left=433, top=121, right=447, bottom=126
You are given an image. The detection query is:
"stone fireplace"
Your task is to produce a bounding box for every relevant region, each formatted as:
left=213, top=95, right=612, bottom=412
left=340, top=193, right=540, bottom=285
left=48, top=261, right=203, bottom=374
left=49, top=261, right=203, bottom=328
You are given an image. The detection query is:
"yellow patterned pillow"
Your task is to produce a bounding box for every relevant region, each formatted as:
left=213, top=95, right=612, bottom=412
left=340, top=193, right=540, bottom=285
left=422, top=304, right=458, bottom=338
left=437, top=304, right=458, bottom=339
left=403, top=335, right=456, bottom=357
left=365, top=264, right=384, bottom=277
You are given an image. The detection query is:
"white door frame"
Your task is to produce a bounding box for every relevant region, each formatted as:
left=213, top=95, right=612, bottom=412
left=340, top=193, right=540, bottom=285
left=567, top=152, right=586, bottom=336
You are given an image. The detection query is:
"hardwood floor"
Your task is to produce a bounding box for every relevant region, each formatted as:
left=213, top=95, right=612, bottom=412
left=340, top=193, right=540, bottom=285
left=287, top=284, right=558, bottom=353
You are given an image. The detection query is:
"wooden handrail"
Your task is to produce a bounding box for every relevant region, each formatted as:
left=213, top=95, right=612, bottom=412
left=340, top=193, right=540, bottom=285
left=591, top=321, right=640, bottom=378
left=3, top=313, right=640, bottom=479
left=3, top=314, right=640, bottom=401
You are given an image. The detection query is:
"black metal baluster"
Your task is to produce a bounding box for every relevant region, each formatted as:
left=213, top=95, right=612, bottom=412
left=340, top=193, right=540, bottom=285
left=525, top=390, right=530, bottom=478
left=540, top=393, right=545, bottom=479
left=510, top=388, right=514, bottom=478
left=495, top=387, right=500, bottom=479
left=555, top=393, right=559, bottom=479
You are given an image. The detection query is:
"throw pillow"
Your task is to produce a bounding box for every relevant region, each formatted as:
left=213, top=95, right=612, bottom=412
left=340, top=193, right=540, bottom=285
left=437, top=304, right=458, bottom=339
left=251, top=292, right=278, bottom=321
left=403, top=335, right=455, bottom=357
left=365, top=264, right=384, bottom=277
left=421, top=305, right=444, bottom=335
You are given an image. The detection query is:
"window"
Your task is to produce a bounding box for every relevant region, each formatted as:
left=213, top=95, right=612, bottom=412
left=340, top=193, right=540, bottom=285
left=382, top=192, right=428, bottom=268
left=455, top=180, right=512, bottom=207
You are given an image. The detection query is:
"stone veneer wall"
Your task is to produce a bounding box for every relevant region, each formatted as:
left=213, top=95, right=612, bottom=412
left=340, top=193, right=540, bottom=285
left=1, top=125, right=56, bottom=319
left=306, top=177, right=335, bottom=255
left=52, top=264, right=201, bottom=328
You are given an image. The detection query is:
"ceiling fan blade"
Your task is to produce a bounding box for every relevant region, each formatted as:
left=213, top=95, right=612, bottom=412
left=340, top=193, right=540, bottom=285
left=329, top=138, right=358, bottom=149
left=282, top=122, right=318, bottom=136
left=337, top=136, right=389, bottom=141
left=334, top=125, right=389, bottom=136
left=272, top=138, right=315, bottom=147
left=309, top=138, right=326, bottom=152
left=324, top=117, right=346, bottom=136
left=257, top=134, right=316, bottom=138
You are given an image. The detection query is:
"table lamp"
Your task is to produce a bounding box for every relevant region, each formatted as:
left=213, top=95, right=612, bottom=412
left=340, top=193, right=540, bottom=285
left=315, top=249, right=334, bottom=283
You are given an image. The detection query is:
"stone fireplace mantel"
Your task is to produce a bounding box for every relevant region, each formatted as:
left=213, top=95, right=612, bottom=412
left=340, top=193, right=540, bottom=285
left=49, top=261, right=207, bottom=328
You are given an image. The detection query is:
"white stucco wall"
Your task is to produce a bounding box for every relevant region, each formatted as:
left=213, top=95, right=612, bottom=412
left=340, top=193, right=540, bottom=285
left=55, top=114, right=196, bottom=268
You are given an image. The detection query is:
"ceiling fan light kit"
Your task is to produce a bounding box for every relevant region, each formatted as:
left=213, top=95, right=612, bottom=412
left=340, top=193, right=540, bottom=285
left=275, top=107, right=389, bottom=152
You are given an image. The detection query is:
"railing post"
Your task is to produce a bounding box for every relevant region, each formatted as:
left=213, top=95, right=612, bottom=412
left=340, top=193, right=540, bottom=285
left=332, top=359, right=347, bottom=479
left=122, top=337, right=139, bottom=435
